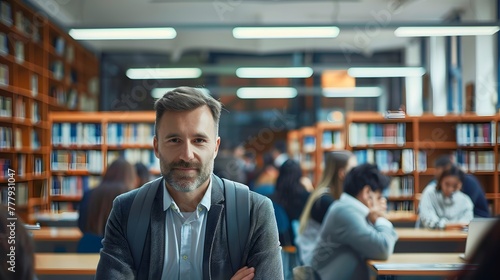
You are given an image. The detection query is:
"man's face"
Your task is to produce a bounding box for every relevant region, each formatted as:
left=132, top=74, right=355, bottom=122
left=153, top=106, right=220, bottom=192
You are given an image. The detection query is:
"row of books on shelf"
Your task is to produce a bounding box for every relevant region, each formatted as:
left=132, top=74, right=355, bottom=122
left=349, top=123, right=406, bottom=147
left=0, top=63, right=8, bottom=86
left=17, top=153, right=25, bottom=176
left=107, top=123, right=155, bottom=146
left=0, top=127, right=39, bottom=149
left=51, top=150, right=103, bottom=173
left=0, top=1, right=41, bottom=42
left=50, top=175, right=95, bottom=197
left=302, top=135, right=316, bottom=153
left=107, top=149, right=160, bottom=171
left=0, top=64, right=38, bottom=94
left=49, top=86, right=78, bottom=109
left=456, top=123, right=497, bottom=145
left=51, top=37, right=75, bottom=63
left=0, top=158, right=10, bottom=179
left=0, top=33, right=25, bottom=62
left=50, top=202, right=76, bottom=213
left=0, top=183, right=28, bottom=206
left=52, top=122, right=102, bottom=146
left=387, top=201, right=414, bottom=212
left=354, top=149, right=426, bottom=173
left=79, top=94, right=97, bottom=112
left=388, top=176, right=414, bottom=197
left=0, top=126, right=11, bottom=148
left=321, top=130, right=344, bottom=149
left=455, top=150, right=497, bottom=172
left=0, top=95, right=11, bottom=117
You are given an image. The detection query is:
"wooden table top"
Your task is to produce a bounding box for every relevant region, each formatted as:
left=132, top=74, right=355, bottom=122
left=386, top=211, right=418, bottom=222
left=368, top=253, right=466, bottom=276
left=395, top=228, right=467, bottom=242
left=35, top=253, right=99, bottom=275
left=31, top=227, right=82, bottom=241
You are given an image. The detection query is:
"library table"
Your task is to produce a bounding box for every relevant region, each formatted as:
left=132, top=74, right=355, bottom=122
left=395, top=228, right=467, bottom=242
left=32, top=227, right=82, bottom=241
left=386, top=211, right=418, bottom=228
left=394, top=228, right=467, bottom=253
left=32, top=227, right=82, bottom=252
left=35, top=253, right=99, bottom=275
left=368, top=253, right=467, bottom=277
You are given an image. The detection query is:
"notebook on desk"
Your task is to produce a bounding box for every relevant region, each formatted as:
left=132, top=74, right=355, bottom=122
left=459, top=218, right=498, bottom=261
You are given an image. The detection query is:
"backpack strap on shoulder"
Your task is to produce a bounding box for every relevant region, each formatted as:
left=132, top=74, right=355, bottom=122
left=127, top=177, right=163, bottom=273
left=222, top=177, right=250, bottom=274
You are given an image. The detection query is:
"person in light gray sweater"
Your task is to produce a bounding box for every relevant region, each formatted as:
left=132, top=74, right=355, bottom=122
left=310, top=164, right=398, bottom=280
left=418, top=165, right=474, bottom=230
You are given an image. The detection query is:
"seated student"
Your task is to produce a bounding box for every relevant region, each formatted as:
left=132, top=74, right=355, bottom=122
left=78, top=158, right=137, bottom=237
left=0, top=206, right=34, bottom=280
left=455, top=218, right=500, bottom=279
left=271, top=159, right=310, bottom=246
left=423, top=155, right=490, bottom=217
left=419, top=165, right=474, bottom=230
left=310, top=163, right=398, bottom=280
left=295, top=150, right=356, bottom=265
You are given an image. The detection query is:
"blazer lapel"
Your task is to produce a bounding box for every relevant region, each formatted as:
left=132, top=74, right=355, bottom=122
left=149, top=180, right=166, bottom=279
left=203, top=174, right=225, bottom=279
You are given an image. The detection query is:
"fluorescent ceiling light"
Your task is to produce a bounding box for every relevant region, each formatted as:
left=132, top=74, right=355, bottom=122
left=151, top=88, right=210, bottom=98
left=126, top=68, right=202, bottom=79
left=236, top=67, right=313, bottom=78
left=394, top=26, right=499, bottom=37
left=348, top=67, right=425, bottom=78
left=236, top=87, right=297, bottom=99
left=233, top=27, right=339, bottom=39
left=69, top=27, right=177, bottom=40
left=322, top=87, right=382, bottom=98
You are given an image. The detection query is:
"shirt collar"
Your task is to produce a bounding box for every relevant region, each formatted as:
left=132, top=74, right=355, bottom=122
left=340, top=192, right=369, bottom=217
left=163, top=179, right=212, bottom=212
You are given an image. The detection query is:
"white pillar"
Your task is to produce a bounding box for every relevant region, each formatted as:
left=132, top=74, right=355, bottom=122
left=430, top=36, right=447, bottom=116
left=405, top=40, right=423, bottom=116
left=474, top=0, right=498, bottom=115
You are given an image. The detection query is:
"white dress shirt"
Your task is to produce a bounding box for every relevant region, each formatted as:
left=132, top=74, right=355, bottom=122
left=161, top=180, right=212, bottom=280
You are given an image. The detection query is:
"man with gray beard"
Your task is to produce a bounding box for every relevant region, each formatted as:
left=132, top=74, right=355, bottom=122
left=95, top=87, right=283, bottom=280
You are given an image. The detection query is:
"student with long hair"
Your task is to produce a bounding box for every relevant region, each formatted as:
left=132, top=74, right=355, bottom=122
left=296, top=151, right=356, bottom=265
left=418, top=165, right=474, bottom=230
left=79, top=157, right=137, bottom=237
left=272, top=159, right=310, bottom=246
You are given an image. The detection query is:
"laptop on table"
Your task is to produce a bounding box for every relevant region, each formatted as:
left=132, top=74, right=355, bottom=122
left=459, top=218, right=498, bottom=261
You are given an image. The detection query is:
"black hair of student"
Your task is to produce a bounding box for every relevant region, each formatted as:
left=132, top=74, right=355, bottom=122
left=455, top=218, right=500, bottom=279
left=273, top=140, right=287, bottom=154
left=0, top=206, right=34, bottom=280
left=436, top=165, right=464, bottom=192
left=343, top=163, right=390, bottom=197
left=272, top=159, right=305, bottom=209
left=153, top=86, right=222, bottom=137
left=135, top=162, right=150, bottom=188
left=434, top=155, right=453, bottom=168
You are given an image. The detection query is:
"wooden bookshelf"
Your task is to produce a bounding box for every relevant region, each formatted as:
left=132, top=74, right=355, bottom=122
left=0, top=0, right=99, bottom=223
left=47, top=111, right=159, bottom=213
left=289, top=112, right=500, bottom=216
left=286, top=122, right=346, bottom=186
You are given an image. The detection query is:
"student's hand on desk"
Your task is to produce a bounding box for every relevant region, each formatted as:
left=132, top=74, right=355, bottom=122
left=231, top=266, right=255, bottom=280
left=444, top=222, right=469, bottom=231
